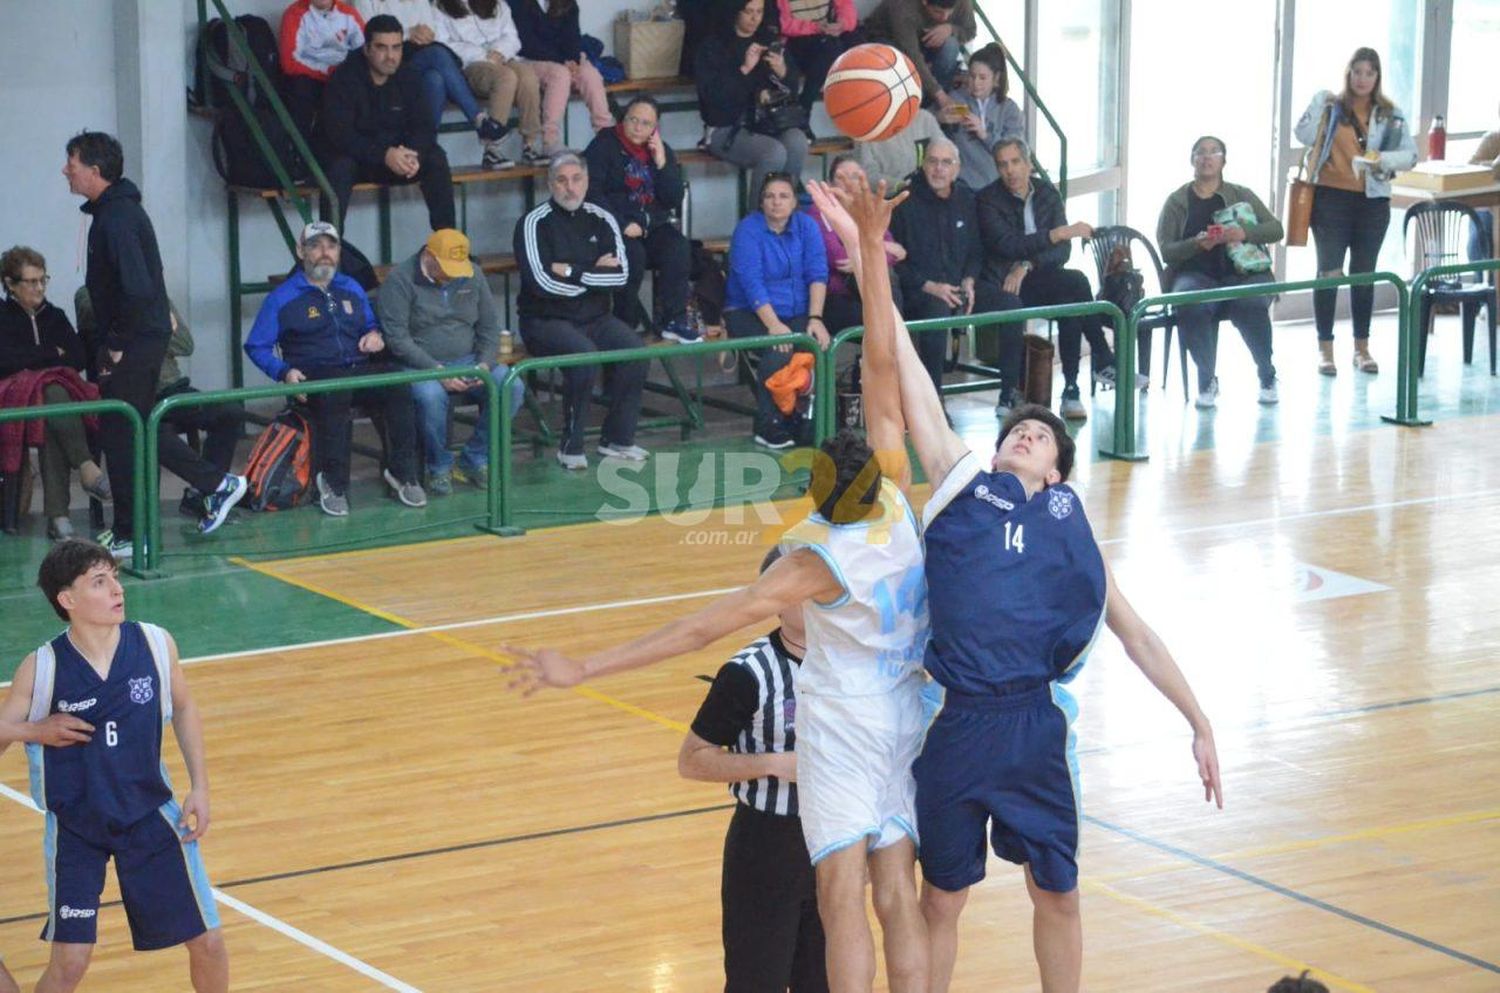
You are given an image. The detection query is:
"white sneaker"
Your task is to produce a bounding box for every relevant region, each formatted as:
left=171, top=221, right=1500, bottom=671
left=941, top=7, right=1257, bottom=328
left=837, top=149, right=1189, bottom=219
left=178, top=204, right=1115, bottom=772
left=598, top=442, right=649, bottom=461
left=1258, top=380, right=1279, bottom=405
left=1195, top=378, right=1220, bottom=410
left=556, top=450, right=588, bottom=470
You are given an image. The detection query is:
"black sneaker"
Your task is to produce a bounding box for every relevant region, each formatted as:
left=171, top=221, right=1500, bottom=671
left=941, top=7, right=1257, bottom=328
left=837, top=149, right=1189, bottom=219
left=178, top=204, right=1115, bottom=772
left=1059, top=384, right=1087, bottom=420
left=754, top=428, right=795, bottom=450
left=476, top=114, right=509, bottom=142
left=481, top=142, right=516, bottom=171
left=179, top=488, right=206, bottom=518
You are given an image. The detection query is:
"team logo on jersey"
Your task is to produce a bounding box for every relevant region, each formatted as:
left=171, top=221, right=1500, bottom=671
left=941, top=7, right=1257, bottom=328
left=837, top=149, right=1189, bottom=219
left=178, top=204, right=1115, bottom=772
left=783, top=698, right=796, bottom=731
left=128, top=677, right=154, bottom=705
left=59, top=905, right=96, bottom=920
left=342, top=299, right=353, bottom=314
left=57, top=698, right=96, bottom=714
left=306, top=305, right=321, bottom=319
left=1048, top=489, right=1074, bottom=520
left=973, top=484, right=1015, bottom=511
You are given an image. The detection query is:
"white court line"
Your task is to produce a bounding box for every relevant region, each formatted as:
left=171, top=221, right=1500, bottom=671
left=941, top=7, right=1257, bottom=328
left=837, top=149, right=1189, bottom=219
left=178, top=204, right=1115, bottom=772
left=0, top=782, right=423, bottom=992
left=6, top=484, right=1500, bottom=690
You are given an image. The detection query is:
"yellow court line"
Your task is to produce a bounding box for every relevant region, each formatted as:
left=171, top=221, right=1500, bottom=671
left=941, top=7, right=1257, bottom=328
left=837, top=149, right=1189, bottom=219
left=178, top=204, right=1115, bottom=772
left=1083, top=879, right=1377, bottom=993
left=253, top=530, right=512, bottom=567
left=1089, top=807, right=1500, bottom=886
left=229, top=556, right=689, bottom=733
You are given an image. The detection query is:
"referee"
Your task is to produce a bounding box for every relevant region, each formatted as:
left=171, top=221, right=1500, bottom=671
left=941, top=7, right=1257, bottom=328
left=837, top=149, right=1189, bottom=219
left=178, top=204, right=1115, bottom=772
left=678, top=548, right=828, bottom=993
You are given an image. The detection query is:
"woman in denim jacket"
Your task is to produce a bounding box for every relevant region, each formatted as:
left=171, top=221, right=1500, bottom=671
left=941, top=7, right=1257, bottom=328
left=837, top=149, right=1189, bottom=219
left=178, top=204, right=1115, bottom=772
left=1294, top=46, right=1417, bottom=375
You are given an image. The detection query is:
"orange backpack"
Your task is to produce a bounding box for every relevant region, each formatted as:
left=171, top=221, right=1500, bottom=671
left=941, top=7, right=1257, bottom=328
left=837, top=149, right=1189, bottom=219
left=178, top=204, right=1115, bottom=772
left=242, top=409, right=312, bottom=512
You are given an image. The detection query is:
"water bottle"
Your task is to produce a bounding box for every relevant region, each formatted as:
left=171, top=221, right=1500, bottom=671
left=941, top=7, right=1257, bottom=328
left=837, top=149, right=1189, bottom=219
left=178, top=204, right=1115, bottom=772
left=1429, top=115, right=1447, bottom=161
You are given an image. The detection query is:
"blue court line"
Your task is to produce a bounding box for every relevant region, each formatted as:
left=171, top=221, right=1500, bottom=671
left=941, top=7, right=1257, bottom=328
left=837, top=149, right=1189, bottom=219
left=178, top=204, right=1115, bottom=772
left=1075, top=684, right=1500, bottom=757
left=1084, top=814, right=1500, bottom=975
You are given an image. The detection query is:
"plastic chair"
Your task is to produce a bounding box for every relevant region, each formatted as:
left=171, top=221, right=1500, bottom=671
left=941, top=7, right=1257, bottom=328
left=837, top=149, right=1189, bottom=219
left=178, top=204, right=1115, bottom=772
left=1086, top=226, right=1190, bottom=394
left=1403, top=201, right=1498, bottom=376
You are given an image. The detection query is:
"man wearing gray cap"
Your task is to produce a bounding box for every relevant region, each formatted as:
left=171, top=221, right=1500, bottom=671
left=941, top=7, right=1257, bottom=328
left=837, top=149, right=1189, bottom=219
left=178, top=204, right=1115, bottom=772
left=244, top=221, right=426, bottom=515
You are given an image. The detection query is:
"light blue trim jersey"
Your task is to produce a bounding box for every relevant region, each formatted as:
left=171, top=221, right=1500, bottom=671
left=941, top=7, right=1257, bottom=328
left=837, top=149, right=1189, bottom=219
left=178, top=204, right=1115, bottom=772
left=780, top=478, right=930, bottom=697
left=921, top=453, right=1107, bottom=694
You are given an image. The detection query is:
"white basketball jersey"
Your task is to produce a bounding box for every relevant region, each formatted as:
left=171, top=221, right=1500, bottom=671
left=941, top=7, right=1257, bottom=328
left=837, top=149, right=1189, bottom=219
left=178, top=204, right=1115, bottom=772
left=780, top=478, right=929, bottom=698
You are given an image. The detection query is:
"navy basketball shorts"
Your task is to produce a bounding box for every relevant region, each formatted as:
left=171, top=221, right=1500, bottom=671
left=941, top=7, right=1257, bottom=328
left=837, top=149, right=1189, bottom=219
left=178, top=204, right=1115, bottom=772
left=43, top=800, right=220, bottom=950
left=913, top=683, right=1082, bottom=894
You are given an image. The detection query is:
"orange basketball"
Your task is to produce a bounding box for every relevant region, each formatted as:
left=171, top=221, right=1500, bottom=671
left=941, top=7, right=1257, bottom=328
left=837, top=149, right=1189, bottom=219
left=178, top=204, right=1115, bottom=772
left=823, top=44, right=923, bottom=143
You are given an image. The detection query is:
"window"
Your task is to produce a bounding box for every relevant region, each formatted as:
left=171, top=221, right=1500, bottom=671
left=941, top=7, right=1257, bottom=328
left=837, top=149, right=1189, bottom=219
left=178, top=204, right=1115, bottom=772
left=1449, top=0, right=1500, bottom=135
left=1033, top=0, right=1122, bottom=177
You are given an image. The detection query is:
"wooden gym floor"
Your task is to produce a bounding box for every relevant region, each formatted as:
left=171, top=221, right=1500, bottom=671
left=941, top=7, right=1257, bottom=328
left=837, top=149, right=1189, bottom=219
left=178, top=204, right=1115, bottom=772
left=2, top=407, right=1500, bottom=991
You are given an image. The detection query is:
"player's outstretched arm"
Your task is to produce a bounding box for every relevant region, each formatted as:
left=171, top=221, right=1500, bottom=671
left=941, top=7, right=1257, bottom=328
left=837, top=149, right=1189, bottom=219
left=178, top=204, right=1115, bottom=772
left=0, top=654, right=93, bottom=758
left=807, top=179, right=911, bottom=490
left=1103, top=561, right=1223, bottom=808
left=165, top=631, right=212, bottom=842
left=507, top=550, right=843, bottom=694
left=806, top=180, right=970, bottom=488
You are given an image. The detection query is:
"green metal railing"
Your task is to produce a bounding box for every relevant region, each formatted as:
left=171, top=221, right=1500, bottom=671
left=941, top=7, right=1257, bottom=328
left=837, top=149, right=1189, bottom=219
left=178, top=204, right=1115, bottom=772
left=0, top=400, right=146, bottom=573
left=1393, top=259, right=1500, bottom=427
left=144, top=365, right=499, bottom=571
left=827, top=301, right=1136, bottom=458
left=1133, top=270, right=1411, bottom=424
left=494, top=335, right=825, bottom=532
left=972, top=5, right=1067, bottom=198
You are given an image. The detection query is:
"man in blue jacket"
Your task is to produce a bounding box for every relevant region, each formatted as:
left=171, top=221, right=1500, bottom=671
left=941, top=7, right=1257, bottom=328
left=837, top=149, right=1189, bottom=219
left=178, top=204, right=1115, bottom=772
left=245, top=221, right=426, bottom=516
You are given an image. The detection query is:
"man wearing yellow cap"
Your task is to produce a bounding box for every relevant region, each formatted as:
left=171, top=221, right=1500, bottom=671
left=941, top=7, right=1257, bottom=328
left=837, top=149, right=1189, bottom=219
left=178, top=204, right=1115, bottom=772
left=379, top=228, right=525, bottom=494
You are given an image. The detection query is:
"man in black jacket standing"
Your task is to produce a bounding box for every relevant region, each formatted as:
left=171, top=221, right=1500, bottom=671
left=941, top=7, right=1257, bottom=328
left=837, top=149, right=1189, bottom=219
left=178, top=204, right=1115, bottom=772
left=514, top=153, right=648, bottom=471
left=889, top=137, right=1019, bottom=401
left=65, top=131, right=246, bottom=555
left=583, top=96, right=698, bottom=343
left=321, top=15, right=455, bottom=231
left=978, top=137, right=1114, bottom=420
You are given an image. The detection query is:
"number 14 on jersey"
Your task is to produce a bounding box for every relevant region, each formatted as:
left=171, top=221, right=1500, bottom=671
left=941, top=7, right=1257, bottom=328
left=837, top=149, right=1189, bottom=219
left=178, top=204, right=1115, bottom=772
left=1003, top=521, right=1025, bottom=554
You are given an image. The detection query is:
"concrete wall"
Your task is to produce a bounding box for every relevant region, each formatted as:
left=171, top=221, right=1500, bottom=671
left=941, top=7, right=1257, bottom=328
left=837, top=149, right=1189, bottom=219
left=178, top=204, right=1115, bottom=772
left=0, top=0, right=890, bottom=390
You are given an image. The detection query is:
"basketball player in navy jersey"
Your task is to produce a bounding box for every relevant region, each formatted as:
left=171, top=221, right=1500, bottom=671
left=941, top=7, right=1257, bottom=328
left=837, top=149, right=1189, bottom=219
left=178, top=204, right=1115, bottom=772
left=809, top=177, right=1222, bottom=993
left=0, top=540, right=229, bottom=993
left=510, top=187, right=934, bottom=993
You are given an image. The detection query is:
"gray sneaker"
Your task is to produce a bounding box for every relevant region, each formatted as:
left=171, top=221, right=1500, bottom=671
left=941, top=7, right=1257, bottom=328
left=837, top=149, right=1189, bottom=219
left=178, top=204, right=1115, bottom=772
left=428, top=471, right=453, bottom=496
left=316, top=472, right=349, bottom=517
left=994, top=387, right=1024, bottom=420
left=556, top=449, right=588, bottom=471
left=383, top=469, right=427, bottom=507
left=1195, top=377, right=1220, bottom=410
left=1059, top=385, right=1087, bottom=421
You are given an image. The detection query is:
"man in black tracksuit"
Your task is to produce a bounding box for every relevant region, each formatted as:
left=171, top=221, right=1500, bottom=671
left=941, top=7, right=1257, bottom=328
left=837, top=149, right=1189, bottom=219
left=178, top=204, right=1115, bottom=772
left=320, top=15, right=454, bottom=232
left=66, top=131, right=245, bottom=552
left=889, top=137, right=1020, bottom=400
left=978, top=137, right=1116, bottom=420
left=514, top=153, right=648, bottom=470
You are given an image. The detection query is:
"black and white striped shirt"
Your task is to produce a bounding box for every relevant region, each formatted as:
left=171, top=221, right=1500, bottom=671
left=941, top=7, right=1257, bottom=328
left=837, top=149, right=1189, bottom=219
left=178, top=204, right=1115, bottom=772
left=689, top=630, right=803, bottom=817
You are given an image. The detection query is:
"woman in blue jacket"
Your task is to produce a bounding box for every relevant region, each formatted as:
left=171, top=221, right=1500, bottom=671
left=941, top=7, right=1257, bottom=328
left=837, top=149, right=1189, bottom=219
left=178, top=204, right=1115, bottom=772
left=1294, top=46, right=1417, bottom=375
left=724, top=173, right=829, bottom=448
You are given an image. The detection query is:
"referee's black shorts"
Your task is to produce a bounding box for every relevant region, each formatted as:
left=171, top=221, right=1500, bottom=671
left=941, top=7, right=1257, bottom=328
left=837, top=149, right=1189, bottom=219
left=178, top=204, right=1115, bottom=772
left=722, top=804, right=827, bottom=993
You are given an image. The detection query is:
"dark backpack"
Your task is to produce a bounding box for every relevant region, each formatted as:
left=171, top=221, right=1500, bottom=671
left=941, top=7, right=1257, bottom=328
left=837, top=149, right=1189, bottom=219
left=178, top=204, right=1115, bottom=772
left=1097, top=244, right=1144, bottom=330
left=212, top=104, right=312, bottom=188
left=198, top=14, right=281, bottom=110
left=688, top=239, right=728, bottom=327
left=242, top=408, right=313, bottom=512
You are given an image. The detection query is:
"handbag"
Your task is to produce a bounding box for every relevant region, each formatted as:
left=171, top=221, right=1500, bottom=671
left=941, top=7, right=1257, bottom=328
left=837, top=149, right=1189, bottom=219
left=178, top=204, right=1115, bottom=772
left=750, top=77, right=810, bottom=136
left=1286, top=103, right=1331, bottom=247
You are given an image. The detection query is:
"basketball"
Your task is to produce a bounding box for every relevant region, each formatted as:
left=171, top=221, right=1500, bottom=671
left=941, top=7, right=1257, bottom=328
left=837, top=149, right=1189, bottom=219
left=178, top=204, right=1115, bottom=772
left=823, top=44, right=923, bottom=143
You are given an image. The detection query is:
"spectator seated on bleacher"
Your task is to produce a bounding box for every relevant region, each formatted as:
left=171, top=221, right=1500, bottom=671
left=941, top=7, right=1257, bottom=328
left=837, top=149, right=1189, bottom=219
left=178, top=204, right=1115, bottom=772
left=778, top=0, right=862, bottom=113
left=808, top=154, right=906, bottom=334
left=852, top=105, right=942, bottom=191
left=433, top=0, right=543, bottom=170
left=978, top=136, right=1115, bottom=421
left=864, top=0, right=975, bottom=108
left=0, top=247, right=109, bottom=541
left=1156, top=135, right=1282, bottom=409
left=321, top=15, right=456, bottom=231
left=723, top=172, right=829, bottom=450
left=355, top=0, right=509, bottom=152
left=513, top=153, right=648, bottom=471
left=889, top=137, right=1018, bottom=405
left=76, top=289, right=246, bottom=519
left=507, top=0, right=612, bottom=160
left=696, top=0, right=810, bottom=198
left=583, top=96, right=699, bottom=344
left=378, top=228, right=525, bottom=496
left=244, top=221, right=427, bottom=516
left=278, top=0, right=366, bottom=138
left=939, top=42, right=1022, bottom=190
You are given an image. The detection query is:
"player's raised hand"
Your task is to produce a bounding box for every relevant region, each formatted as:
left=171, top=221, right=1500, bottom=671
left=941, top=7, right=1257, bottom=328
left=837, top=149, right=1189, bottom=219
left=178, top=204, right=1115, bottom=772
left=806, top=180, right=857, bottom=250
left=503, top=645, right=587, bottom=695
left=838, top=174, right=909, bottom=238
left=1193, top=727, right=1223, bottom=809
left=180, top=788, right=211, bottom=842
left=34, top=713, right=93, bottom=747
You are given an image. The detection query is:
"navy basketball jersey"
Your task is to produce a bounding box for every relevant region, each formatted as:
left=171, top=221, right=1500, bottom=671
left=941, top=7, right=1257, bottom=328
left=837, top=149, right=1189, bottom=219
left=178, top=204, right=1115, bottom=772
left=922, top=453, right=1107, bottom=695
left=26, top=622, right=175, bottom=842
